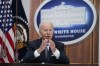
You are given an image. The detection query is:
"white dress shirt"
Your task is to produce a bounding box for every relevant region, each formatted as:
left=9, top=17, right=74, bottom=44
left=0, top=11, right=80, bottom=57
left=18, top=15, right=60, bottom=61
left=34, top=48, right=60, bottom=59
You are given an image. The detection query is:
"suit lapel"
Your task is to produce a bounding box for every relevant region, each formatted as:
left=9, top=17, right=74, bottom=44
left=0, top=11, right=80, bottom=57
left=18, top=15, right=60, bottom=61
left=35, top=39, right=42, bottom=49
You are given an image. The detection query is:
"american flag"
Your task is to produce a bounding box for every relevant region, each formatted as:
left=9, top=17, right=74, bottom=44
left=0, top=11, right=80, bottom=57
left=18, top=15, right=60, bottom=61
left=0, top=0, right=15, bottom=63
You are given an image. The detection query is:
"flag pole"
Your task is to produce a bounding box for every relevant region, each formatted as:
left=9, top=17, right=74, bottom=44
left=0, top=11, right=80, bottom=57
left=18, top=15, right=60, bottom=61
left=14, top=0, right=19, bottom=63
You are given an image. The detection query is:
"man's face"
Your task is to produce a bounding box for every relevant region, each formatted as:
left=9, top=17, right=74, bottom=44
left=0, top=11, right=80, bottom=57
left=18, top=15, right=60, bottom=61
left=39, top=23, right=54, bottom=40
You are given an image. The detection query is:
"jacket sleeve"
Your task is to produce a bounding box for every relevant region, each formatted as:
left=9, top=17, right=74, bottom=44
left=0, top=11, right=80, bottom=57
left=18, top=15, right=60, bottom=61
left=52, top=42, right=70, bottom=64
left=21, top=41, right=42, bottom=63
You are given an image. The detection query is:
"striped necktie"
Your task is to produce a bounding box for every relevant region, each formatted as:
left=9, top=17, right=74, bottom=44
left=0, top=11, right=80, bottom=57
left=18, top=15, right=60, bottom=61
left=45, top=46, right=48, bottom=58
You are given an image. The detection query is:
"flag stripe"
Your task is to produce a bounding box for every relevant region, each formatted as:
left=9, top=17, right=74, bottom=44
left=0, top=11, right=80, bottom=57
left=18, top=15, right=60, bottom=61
left=0, top=58, right=5, bottom=63
left=0, top=35, right=14, bottom=63
left=0, top=29, right=14, bottom=59
left=0, top=29, right=14, bottom=63
left=9, top=26, right=15, bottom=46
left=0, top=37, right=9, bottom=63
left=6, top=45, right=14, bottom=62
left=2, top=57, right=9, bottom=63
left=6, top=30, right=14, bottom=51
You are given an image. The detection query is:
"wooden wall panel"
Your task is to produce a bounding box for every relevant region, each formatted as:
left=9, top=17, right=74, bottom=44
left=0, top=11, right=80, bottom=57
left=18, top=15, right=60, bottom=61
left=83, top=34, right=93, bottom=64
left=65, top=0, right=99, bottom=64
left=66, top=36, right=93, bottom=64
left=29, top=0, right=42, bottom=41
left=29, top=0, right=99, bottom=64
left=67, top=42, right=84, bottom=64
left=92, top=0, right=99, bottom=64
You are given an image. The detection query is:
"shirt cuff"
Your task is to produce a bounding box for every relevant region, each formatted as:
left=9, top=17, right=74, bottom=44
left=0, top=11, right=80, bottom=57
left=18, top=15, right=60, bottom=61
left=34, top=50, right=40, bottom=58
left=53, top=49, right=60, bottom=59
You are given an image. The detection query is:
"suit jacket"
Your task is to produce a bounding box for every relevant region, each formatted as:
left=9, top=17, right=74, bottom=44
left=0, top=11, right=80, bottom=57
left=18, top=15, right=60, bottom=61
left=21, top=39, right=70, bottom=64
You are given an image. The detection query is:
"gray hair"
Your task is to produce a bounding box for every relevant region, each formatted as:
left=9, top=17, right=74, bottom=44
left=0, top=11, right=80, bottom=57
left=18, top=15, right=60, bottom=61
left=39, top=21, right=54, bottom=30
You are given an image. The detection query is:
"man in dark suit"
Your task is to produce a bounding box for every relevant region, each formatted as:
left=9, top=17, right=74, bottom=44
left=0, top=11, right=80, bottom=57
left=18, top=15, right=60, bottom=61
left=21, top=21, right=70, bottom=64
